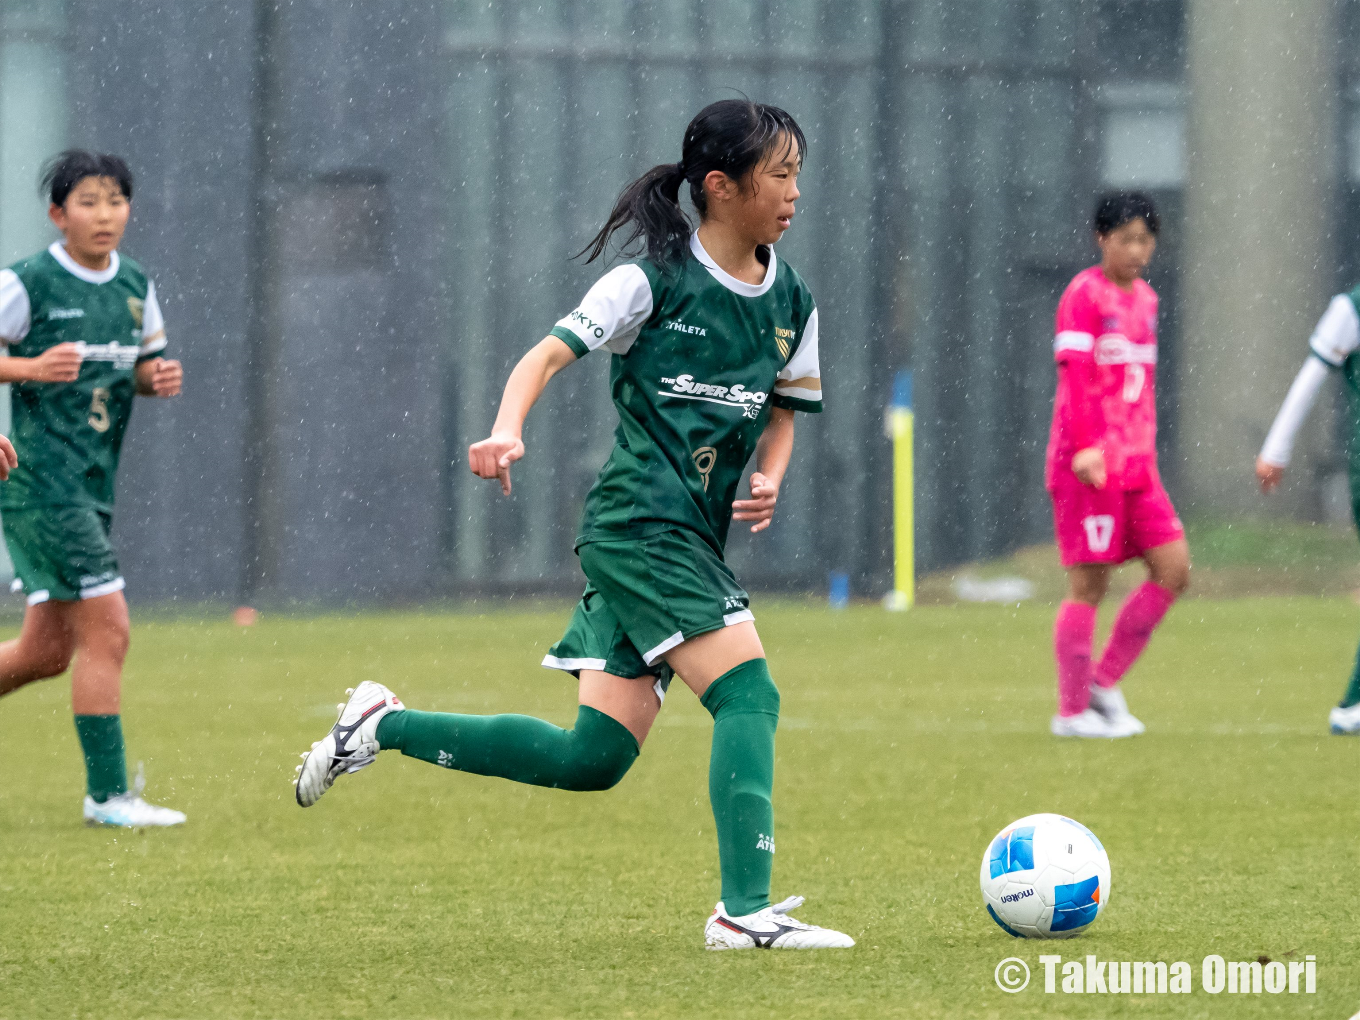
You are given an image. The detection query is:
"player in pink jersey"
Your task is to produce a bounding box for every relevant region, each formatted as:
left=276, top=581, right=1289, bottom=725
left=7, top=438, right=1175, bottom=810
left=1046, top=192, right=1190, bottom=739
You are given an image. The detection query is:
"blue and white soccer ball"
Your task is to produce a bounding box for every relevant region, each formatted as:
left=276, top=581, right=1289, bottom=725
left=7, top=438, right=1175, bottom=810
left=979, top=813, right=1111, bottom=939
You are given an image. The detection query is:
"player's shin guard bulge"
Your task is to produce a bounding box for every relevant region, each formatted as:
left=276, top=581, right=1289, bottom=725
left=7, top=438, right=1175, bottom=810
left=374, top=702, right=639, bottom=792
left=1054, top=601, right=1097, bottom=717
left=701, top=658, right=780, bottom=919
left=1094, top=581, right=1177, bottom=688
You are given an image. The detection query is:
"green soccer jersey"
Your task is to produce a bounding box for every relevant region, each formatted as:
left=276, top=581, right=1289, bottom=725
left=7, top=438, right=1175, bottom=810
left=0, top=243, right=168, bottom=511
left=549, top=232, right=822, bottom=553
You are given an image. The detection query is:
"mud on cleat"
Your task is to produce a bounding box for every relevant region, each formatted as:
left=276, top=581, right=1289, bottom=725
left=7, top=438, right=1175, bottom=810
left=294, top=681, right=404, bottom=807
left=704, top=896, right=855, bottom=950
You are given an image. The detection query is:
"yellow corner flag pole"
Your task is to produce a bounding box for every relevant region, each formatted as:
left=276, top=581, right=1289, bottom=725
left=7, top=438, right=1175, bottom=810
left=884, top=371, right=913, bottom=612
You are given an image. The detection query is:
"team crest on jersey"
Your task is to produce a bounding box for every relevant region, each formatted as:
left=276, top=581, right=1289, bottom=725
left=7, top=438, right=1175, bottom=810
left=692, top=447, right=717, bottom=491
left=774, top=326, right=795, bottom=361
left=127, top=297, right=144, bottom=328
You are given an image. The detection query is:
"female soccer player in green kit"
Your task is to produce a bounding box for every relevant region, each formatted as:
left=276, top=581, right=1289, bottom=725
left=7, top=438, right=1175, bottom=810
left=1257, top=284, right=1360, bottom=735
left=296, top=100, right=852, bottom=950
left=0, top=150, right=185, bottom=826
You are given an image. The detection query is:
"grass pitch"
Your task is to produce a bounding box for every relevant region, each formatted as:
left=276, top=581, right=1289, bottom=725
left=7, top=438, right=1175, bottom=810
left=1, top=597, right=1357, bottom=1018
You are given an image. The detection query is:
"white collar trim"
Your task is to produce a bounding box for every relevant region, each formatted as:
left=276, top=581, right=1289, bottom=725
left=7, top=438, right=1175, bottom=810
left=48, top=242, right=119, bottom=284
left=689, top=233, right=777, bottom=297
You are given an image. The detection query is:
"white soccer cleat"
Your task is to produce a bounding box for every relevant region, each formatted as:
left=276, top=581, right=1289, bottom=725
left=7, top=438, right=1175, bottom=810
left=1050, top=707, right=1139, bottom=739
left=294, top=681, right=404, bottom=807
left=1329, top=703, right=1360, bottom=735
left=1088, top=683, right=1145, bottom=734
left=84, top=767, right=185, bottom=828
left=704, top=896, right=855, bottom=950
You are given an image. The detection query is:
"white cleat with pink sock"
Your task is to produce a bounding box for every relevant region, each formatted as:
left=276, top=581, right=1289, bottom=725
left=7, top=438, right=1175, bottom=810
left=1050, top=707, right=1139, bottom=739
left=1088, top=683, right=1145, bottom=735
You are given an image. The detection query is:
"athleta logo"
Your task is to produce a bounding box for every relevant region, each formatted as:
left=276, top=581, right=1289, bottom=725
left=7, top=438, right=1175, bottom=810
left=567, top=309, right=605, bottom=339
left=664, top=319, right=707, bottom=336
left=435, top=750, right=455, bottom=768
left=692, top=447, right=717, bottom=490
left=48, top=308, right=84, bottom=319
left=1000, top=888, right=1034, bottom=905
left=660, top=375, right=767, bottom=419
left=1083, top=515, right=1115, bottom=553
left=756, top=832, right=775, bottom=853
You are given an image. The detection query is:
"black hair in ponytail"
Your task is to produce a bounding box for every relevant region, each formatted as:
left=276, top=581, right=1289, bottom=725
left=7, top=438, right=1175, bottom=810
left=579, top=99, right=806, bottom=268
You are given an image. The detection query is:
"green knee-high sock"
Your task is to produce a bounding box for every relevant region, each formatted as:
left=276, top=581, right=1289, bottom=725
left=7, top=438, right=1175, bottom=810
left=1342, top=641, right=1360, bottom=708
left=374, top=704, right=638, bottom=791
left=74, top=715, right=128, bottom=803
left=701, top=658, right=780, bottom=917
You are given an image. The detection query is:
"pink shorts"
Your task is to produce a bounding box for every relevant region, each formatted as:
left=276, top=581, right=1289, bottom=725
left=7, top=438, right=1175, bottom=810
left=1049, top=471, right=1184, bottom=567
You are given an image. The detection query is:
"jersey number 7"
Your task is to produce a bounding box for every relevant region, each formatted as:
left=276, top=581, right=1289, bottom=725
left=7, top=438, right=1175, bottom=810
left=1122, top=365, right=1145, bottom=403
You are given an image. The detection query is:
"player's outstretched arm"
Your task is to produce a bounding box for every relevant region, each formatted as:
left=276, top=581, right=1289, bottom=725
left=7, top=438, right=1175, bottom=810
left=469, top=336, right=578, bottom=496
left=734, top=406, right=795, bottom=534
left=135, top=357, right=182, bottom=397
left=1257, top=355, right=1332, bottom=493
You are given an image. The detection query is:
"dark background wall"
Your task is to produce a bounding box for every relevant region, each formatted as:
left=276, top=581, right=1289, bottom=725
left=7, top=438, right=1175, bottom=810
left=0, top=0, right=1210, bottom=604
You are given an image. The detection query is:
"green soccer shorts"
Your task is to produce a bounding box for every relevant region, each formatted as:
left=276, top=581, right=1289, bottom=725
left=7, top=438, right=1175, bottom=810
left=2, top=506, right=124, bottom=605
left=542, top=529, right=754, bottom=695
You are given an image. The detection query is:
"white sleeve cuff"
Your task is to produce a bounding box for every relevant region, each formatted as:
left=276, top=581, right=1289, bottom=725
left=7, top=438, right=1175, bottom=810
left=1308, top=294, right=1360, bottom=366
left=0, top=269, right=31, bottom=344
left=773, top=306, right=821, bottom=401
left=552, top=264, right=653, bottom=355
left=1259, top=356, right=1331, bottom=467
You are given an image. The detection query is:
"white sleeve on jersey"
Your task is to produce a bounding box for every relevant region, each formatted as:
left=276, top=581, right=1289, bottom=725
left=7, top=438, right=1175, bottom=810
left=1308, top=293, right=1360, bottom=366
left=552, top=264, right=654, bottom=356
left=0, top=269, right=32, bottom=344
left=773, top=306, right=821, bottom=403
left=1259, top=356, right=1331, bottom=467
left=140, top=279, right=167, bottom=356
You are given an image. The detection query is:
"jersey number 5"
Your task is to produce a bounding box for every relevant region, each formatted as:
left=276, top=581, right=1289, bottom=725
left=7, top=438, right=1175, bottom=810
left=1123, top=364, right=1146, bottom=403
left=89, top=387, right=111, bottom=433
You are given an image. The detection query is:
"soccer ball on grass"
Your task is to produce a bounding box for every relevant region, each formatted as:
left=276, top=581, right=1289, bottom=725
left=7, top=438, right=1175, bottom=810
left=979, top=813, right=1111, bottom=938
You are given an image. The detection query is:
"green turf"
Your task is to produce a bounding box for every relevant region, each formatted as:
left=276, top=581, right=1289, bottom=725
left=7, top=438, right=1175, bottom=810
left=1, top=600, right=1356, bottom=1018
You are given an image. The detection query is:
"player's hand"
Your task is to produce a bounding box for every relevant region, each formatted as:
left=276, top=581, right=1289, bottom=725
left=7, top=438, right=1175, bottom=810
left=1072, top=447, right=1107, bottom=489
left=1256, top=456, right=1285, bottom=493
left=469, top=432, right=524, bottom=495
left=0, top=434, right=17, bottom=481
left=733, top=471, right=779, bottom=533
left=29, top=342, right=82, bottom=383
left=148, top=358, right=182, bottom=396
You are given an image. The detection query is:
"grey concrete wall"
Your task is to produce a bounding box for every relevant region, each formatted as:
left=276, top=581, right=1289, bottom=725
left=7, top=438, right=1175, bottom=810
left=1179, top=0, right=1338, bottom=519
left=65, top=0, right=449, bottom=604
left=68, top=0, right=258, bottom=603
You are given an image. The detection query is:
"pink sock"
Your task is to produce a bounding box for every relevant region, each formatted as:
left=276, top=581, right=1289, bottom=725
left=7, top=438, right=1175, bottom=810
left=1054, top=601, right=1097, bottom=717
left=1093, top=582, right=1177, bottom=688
